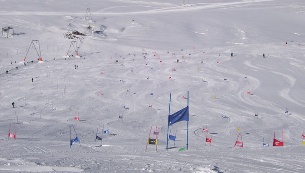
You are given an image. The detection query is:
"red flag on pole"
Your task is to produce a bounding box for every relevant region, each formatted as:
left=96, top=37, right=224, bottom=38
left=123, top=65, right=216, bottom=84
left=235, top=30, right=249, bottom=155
left=273, top=139, right=284, bottom=146
left=8, top=124, right=16, bottom=140
left=302, top=133, right=305, bottom=146
left=205, top=134, right=212, bottom=146
left=235, top=141, right=243, bottom=147
left=8, top=133, right=16, bottom=139
left=234, top=133, right=243, bottom=148
left=206, top=137, right=212, bottom=143
left=273, top=131, right=284, bottom=146
left=202, top=127, right=208, bottom=133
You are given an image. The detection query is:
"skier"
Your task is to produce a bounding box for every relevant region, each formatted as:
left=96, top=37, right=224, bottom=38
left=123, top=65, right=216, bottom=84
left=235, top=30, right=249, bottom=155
left=12, top=102, right=15, bottom=108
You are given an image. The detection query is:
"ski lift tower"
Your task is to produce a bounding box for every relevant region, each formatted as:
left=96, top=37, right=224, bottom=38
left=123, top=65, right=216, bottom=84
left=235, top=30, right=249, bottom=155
left=85, top=8, right=93, bottom=34
left=24, top=40, right=43, bottom=62
left=2, top=27, right=14, bottom=38
left=64, top=40, right=80, bottom=58
left=181, top=0, right=191, bottom=6
left=85, top=8, right=92, bottom=21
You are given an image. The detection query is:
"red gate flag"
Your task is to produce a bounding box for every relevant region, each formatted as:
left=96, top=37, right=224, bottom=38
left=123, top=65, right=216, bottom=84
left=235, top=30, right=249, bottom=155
left=301, top=133, right=305, bottom=146
left=234, top=133, right=243, bottom=148
left=8, top=124, right=16, bottom=140
left=202, top=127, right=208, bottom=133
left=273, top=139, right=284, bottom=146
left=206, top=137, right=212, bottom=143
left=8, top=133, right=16, bottom=139
left=235, top=140, right=243, bottom=147
left=273, top=131, right=284, bottom=147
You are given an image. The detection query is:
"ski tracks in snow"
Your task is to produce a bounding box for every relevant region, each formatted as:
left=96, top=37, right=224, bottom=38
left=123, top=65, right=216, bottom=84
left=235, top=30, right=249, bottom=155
left=271, top=70, right=304, bottom=107
left=23, top=146, right=51, bottom=153
left=0, top=0, right=274, bottom=16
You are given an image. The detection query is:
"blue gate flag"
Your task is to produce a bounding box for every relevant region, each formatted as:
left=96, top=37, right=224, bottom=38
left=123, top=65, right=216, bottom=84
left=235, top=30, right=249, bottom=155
left=168, top=106, right=189, bottom=126
left=169, top=134, right=176, bottom=141
left=70, top=137, right=80, bottom=146
left=103, top=129, right=109, bottom=134
left=96, top=135, right=102, bottom=141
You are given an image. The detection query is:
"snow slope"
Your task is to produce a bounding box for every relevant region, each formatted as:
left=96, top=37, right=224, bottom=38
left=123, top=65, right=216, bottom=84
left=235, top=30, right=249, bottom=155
left=0, top=0, right=305, bottom=172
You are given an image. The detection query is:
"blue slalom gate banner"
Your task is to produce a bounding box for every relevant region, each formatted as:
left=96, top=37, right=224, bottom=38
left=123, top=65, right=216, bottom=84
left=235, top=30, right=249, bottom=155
left=166, top=91, right=190, bottom=150
left=70, top=125, right=80, bottom=148
left=168, top=106, right=189, bottom=126
left=169, top=134, right=176, bottom=141
left=70, top=137, right=80, bottom=146
left=96, top=135, right=102, bottom=141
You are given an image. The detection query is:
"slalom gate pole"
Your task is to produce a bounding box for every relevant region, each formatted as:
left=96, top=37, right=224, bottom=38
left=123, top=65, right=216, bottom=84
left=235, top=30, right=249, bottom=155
left=187, top=91, right=189, bottom=150
left=69, top=125, right=71, bottom=148
left=146, top=127, right=152, bottom=150
left=205, top=135, right=207, bottom=146
left=95, top=127, right=98, bottom=142
left=282, top=131, right=284, bottom=144
left=102, top=124, right=104, bottom=136
left=8, top=124, right=10, bottom=140
left=155, top=126, right=158, bottom=151
left=234, top=134, right=239, bottom=147
left=166, top=93, right=171, bottom=150
left=174, top=130, right=177, bottom=147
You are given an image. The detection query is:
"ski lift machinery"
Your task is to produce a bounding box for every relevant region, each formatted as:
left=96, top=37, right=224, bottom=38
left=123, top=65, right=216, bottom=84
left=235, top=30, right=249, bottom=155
left=23, top=40, right=43, bottom=62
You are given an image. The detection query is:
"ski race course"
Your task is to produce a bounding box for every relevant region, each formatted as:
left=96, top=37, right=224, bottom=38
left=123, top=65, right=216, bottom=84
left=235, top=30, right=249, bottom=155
left=0, top=0, right=305, bottom=172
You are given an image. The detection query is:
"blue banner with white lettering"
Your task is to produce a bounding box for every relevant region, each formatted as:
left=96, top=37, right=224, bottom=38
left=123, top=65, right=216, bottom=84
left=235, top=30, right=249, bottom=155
left=168, top=106, right=189, bottom=126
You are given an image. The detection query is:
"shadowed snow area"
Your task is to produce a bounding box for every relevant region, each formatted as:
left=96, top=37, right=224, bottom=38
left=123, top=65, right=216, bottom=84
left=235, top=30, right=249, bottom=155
left=0, top=0, right=305, bottom=172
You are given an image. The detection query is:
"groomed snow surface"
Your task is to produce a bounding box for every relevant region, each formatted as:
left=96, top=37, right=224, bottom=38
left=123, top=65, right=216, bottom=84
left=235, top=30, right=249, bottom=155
left=1, top=0, right=305, bottom=172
